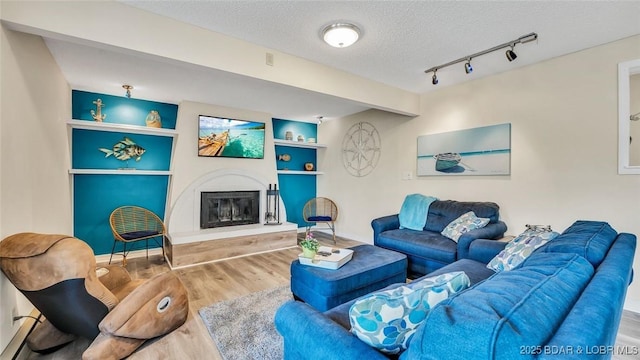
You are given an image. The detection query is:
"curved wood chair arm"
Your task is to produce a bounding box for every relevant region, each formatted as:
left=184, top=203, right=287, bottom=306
left=98, top=272, right=189, bottom=339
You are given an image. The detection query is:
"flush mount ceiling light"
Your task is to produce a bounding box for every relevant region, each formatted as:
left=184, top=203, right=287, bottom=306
left=424, top=32, right=538, bottom=85
left=322, top=23, right=361, bottom=48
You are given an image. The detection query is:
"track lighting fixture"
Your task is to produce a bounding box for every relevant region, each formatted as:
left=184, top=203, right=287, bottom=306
left=122, top=84, right=133, bottom=98
left=464, top=59, right=473, bottom=74
left=317, top=116, right=324, bottom=125
left=506, top=45, right=517, bottom=62
left=424, top=32, right=537, bottom=85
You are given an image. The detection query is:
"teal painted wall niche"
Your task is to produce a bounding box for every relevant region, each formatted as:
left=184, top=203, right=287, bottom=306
left=72, top=129, right=172, bottom=170
left=71, top=90, right=178, bottom=255
left=272, top=118, right=319, bottom=228
left=72, top=90, right=178, bottom=129
left=74, top=174, right=169, bottom=255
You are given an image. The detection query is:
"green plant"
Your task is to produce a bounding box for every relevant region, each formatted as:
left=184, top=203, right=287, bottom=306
left=300, top=232, right=319, bottom=252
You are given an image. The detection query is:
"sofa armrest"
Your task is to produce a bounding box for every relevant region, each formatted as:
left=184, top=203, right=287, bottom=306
left=275, top=301, right=388, bottom=360
left=457, top=221, right=507, bottom=259
left=468, top=239, right=509, bottom=264
left=371, top=215, right=400, bottom=245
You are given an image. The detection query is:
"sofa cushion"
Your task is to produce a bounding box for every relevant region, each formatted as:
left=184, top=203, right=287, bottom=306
left=537, top=220, right=618, bottom=267
left=405, top=252, right=594, bottom=359
left=486, top=229, right=559, bottom=272
left=349, top=271, right=470, bottom=354
left=376, top=229, right=457, bottom=263
left=441, top=211, right=490, bottom=242
left=424, top=200, right=500, bottom=233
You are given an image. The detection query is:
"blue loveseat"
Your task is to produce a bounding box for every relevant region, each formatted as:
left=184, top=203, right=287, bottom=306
left=372, top=200, right=508, bottom=277
left=275, top=220, right=636, bottom=360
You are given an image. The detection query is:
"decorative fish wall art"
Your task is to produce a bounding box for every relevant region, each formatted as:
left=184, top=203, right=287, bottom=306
left=99, top=137, right=146, bottom=161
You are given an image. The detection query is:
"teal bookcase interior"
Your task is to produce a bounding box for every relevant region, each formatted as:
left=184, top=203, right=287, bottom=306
left=73, top=174, right=169, bottom=255
left=71, top=90, right=177, bottom=255
left=72, top=129, right=172, bottom=170
left=272, top=118, right=317, bottom=141
left=72, top=90, right=178, bottom=129
left=272, top=118, right=319, bottom=228
left=275, top=146, right=316, bottom=171
left=277, top=174, right=317, bottom=228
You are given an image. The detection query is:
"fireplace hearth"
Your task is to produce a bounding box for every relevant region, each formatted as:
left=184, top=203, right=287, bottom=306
left=200, top=191, right=260, bottom=229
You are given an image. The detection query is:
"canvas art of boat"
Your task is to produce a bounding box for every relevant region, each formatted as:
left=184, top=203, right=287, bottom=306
left=198, top=130, right=230, bottom=156
left=433, top=152, right=462, bottom=171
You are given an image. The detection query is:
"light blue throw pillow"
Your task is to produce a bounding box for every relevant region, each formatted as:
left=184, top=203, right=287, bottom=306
left=487, top=229, right=559, bottom=272
left=349, top=271, right=470, bottom=354
left=440, top=211, right=490, bottom=242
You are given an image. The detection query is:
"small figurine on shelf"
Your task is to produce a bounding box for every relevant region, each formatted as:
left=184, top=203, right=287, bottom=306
left=90, top=99, right=106, bottom=122
left=145, top=110, right=162, bottom=128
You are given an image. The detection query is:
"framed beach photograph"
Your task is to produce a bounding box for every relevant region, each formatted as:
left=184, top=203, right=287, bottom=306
left=417, top=123, right=511, bottom=176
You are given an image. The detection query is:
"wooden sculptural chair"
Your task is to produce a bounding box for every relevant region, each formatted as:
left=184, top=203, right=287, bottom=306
left=303, top=197, right=338, bottom=243
left=109, top=206, right=166, bottom=266
left=0, top=233, right=189, bottom=360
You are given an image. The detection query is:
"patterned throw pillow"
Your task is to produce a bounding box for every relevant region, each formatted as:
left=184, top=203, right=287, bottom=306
left=349, top=271, right=470, bottom=354
left=486, top=229, right=559, bottom=272
left=440, top=211, right=490, bottom=242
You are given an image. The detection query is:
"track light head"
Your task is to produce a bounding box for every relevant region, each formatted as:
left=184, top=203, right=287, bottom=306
left=464, top=60, right=473, bottom=74
left=506, top=46, right=517, bottom=62
left=431, top=71, right=439, bottom=85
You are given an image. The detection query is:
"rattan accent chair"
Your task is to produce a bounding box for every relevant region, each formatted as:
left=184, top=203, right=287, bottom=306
left=302, top=197, right=338, bottom=243
left=109, top=206, right=165, bottom=265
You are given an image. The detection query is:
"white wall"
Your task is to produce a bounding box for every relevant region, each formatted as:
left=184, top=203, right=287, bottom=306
left=320, top=35, right=640, bottom=308
left=0, top=27, right=71, bottom=352
left=169, top=100, right=278, bottom=213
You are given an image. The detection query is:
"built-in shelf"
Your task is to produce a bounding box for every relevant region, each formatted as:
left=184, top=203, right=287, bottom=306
left=69, top=169, right=172, bottom=175
left=67, top=119, right=178, bottom=137
left=277, top=170, right=324, bottom=175
left=273, top=139, right=327, bottom=149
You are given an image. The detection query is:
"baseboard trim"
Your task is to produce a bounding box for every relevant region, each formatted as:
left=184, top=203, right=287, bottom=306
left=94, top=248, right=163, bottom=264
left=0, top=310, right=40, bottom=360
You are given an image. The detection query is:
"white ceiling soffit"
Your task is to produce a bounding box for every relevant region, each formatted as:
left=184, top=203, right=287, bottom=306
left=121, top=0, right=640, bottom=93
left=44, top=38, right=371, bottom=123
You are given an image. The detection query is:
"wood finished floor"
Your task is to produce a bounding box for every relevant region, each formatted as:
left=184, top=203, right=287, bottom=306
left=22, top=233, right=361, bottom=360
left=20, top=233, right=640, bottom=359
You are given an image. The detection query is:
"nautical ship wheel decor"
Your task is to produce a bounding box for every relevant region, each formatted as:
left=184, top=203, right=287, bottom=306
left=342, top=122, right=381, bottom=177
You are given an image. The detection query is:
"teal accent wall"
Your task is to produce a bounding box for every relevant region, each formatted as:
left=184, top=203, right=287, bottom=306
left=272, top=118, right=318, bottom=228
left=72, top=129, right=173, bottom=170
left=277, top=174, right=316, bottom=227
left=73, top=175, right=169, bottom=255
left=273, top=118, right=317, bottom=141
left=71, top=90, right=177, bottom=255
left=72, top=90, right=178, bottom=129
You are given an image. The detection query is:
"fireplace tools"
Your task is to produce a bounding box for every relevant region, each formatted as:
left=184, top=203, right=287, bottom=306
left=264, top=183, right=281, bottom=225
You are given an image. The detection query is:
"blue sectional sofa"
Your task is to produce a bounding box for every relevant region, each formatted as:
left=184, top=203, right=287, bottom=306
left=275, top=220, right=636, bottom=360
left=372, top=200, right=508, bottom=277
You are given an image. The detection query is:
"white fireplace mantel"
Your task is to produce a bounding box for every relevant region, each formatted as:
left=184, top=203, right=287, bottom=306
left=167, top=169, right=294, bottom=245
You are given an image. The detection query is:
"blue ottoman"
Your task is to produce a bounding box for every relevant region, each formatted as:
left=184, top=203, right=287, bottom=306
left=290, top=244, right=408, bottom=311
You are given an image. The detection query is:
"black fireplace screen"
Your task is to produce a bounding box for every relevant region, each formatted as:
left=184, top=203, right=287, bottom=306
left=200, top=191, right=260, bottom=229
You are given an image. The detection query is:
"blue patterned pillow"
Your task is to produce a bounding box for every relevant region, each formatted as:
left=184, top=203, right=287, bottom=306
left=440, top=211, right=490, bottom=242
left=349, top=271, right=470, bottom=354
left=487, top=229, right=559, bottom=272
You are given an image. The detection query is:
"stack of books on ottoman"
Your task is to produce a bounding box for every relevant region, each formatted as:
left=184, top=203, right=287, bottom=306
left=299, top=247, right=354, bottom=269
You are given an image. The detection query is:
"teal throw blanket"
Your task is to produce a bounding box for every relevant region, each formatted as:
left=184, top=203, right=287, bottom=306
left=399, top=194, right=438, bottom=231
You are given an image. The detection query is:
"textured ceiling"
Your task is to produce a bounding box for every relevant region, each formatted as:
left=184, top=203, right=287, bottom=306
left=42, top=1, right=640, bottom=122
left=121, top=1, right=640, bottom=93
